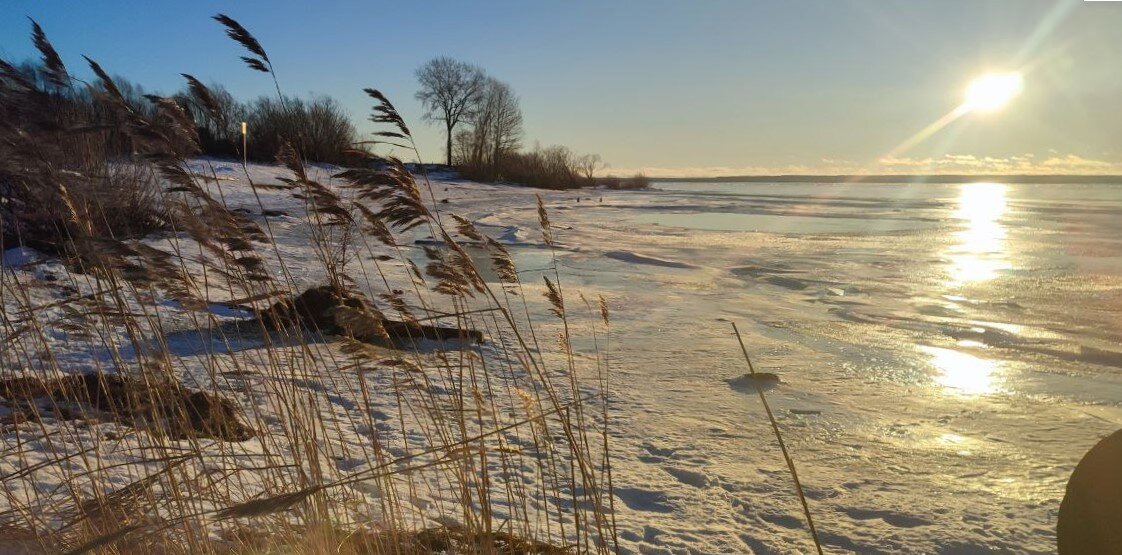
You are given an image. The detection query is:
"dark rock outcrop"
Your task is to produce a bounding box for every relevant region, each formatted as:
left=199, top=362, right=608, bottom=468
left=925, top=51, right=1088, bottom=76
left=257, top=286, right=483, bottom=346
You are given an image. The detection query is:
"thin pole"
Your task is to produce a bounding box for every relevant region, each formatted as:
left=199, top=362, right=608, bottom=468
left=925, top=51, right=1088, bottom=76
left=241, top=121, right=248, bottom=169
left=732, top=322, right=824, bottom=555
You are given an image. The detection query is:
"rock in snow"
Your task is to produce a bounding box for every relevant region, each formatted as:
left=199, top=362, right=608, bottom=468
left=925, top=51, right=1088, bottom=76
left=1059, top=429, right=1122, bottom=553
left=726, top=372, right=781, bottom=392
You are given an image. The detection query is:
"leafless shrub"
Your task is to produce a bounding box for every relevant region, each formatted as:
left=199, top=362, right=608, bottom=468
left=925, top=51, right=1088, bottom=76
left=0, top=28, right=173, bottom=251
left=598, top=173, right=651, bottom=190
left=246, top=95, right=358, bottom=165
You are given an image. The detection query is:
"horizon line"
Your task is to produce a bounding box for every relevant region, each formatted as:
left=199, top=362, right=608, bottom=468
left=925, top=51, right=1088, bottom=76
left=646, top=173, right=1122, bottom=184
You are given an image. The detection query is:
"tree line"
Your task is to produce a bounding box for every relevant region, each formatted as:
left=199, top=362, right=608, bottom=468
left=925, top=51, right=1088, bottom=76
left=5, top=60, right=358, bottom=166
left=415, top=56, right=647, bottom=190
left=6, top=57, right=646, bottom=189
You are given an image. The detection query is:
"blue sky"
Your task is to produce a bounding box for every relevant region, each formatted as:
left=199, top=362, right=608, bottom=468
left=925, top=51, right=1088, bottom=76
left=2, top=0, right=1120, bottom=175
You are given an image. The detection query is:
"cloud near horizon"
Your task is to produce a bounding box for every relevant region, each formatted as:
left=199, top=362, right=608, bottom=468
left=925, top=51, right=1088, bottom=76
left=606, top=153, right=1122, bottom=178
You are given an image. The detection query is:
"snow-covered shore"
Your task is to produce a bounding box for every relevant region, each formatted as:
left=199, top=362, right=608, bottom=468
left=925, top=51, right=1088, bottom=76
left=3, top=160, right=1122, bottom=553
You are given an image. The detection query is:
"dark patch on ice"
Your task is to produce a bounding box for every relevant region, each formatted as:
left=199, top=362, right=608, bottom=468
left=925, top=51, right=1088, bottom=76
left=790, top=408, right=821, bottom=415
left=844, top=507, right=932, bottom=528
left=730, top=264, right=820, bottom=290
left=731, top=264, right=799, bottom=278
left=335, top=457, right=366, bottom=471
left=726, top=373, right=781, bottom=392
left=1077, top=346, right=1122, bottom=368
left=759, top=511, right=805, bottom=530
left=915, top=304, right=962, bottom=318
left=946, top=325, right=1025, bottom=347
left=604, top=250, right=697, bottom=269
left=158, top=325, right=278, bottom=357
left=764, top=275, right=810, bottom=290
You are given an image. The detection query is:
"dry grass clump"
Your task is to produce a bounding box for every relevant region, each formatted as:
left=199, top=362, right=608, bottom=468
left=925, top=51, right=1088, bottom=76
left=0, top=14, right=616, bottom=554
left=0, top=373, right=254, bottom=441
left=342, top=525, right=573, bottom=554
left=0, top=53, right=170, bottom=252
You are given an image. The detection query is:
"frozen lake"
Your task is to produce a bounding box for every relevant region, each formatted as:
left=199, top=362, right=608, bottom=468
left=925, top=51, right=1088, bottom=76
left=446, top=177, right=1122, bottom=553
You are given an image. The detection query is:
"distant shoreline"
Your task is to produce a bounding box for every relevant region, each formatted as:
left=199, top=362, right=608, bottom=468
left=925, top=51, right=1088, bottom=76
left=650, top=174, right=1122, bottom=184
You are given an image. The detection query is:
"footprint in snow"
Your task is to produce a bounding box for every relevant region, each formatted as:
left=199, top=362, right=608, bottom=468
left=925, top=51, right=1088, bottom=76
left=614, top=487, right=675, bottom=513
left=641, top=443, right=677, bottom=459
left=663, top=466, right=710, bottom=488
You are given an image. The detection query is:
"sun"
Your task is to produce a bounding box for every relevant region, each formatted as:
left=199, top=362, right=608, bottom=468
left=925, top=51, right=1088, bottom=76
left=962, top=72, right=1024, bottom=113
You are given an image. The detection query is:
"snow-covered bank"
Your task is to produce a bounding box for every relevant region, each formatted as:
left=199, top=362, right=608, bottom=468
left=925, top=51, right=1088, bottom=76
left=3, top=160, right=1122, bottom=553
left=0, top=159, right=616, bottom=551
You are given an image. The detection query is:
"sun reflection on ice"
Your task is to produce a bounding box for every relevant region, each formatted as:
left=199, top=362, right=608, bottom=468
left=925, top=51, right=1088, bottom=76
left=920, top=345, right=1003, bottom=395
left=946, top=182, right=1010, bottom=285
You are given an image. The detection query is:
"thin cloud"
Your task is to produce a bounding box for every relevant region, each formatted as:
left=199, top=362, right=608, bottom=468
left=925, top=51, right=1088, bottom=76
left=876, top=153, right=1122, bottom=175
left=610, top=153, right=1122, bottom=177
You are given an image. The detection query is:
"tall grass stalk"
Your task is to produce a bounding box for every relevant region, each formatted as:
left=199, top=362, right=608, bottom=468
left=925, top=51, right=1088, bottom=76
left=731, top=321, right=823, bottom=555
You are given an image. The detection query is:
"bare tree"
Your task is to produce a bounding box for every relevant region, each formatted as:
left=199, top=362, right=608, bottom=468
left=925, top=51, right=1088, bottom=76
left=452, top=128, right=474, bottom=167
left=458, top=76, right=522, bottom=177
left=484, top=78, right=522, bottom=172
left=415, top=57, right=485, bottom=166
left=576, top=153, right=602, bottom=182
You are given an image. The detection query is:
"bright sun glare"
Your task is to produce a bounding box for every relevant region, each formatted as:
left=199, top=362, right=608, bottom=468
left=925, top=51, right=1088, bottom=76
left=884, top=71, right=1025, bottom=159
left=962, top=72, right=1024, bottom=113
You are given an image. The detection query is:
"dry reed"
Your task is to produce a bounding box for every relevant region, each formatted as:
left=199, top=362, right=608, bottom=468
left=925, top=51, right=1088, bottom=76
left=731, top=322, right=823, bottom=555
left=0, top=15, right=616, bottom=554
